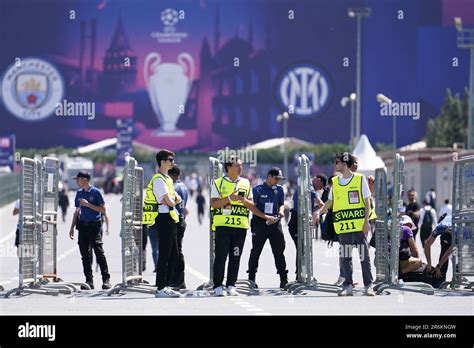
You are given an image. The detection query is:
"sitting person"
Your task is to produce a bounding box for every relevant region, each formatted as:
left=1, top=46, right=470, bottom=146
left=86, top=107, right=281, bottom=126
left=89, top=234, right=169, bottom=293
left=423, top=214, right=454, bottom=283
left=399, top=215, right=423, bottom=275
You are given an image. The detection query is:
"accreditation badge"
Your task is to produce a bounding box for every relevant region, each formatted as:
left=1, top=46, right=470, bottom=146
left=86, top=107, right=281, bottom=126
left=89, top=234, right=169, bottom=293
left=348, top=191, right=360, bottom=204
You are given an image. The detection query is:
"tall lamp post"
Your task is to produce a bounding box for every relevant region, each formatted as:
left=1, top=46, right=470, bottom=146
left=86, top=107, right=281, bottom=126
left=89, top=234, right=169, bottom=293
left=277, top=112, right=290, bottom=178
left=348, top=7, right=371, bottom=145
left=455, top=17, right=474, bottom=149
left=341, top=93, right=357, bottom=150
left=376, top=93, right=395, bottom=149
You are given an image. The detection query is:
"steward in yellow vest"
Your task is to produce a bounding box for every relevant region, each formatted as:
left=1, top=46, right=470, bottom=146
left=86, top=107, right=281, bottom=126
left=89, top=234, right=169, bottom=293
left=148, top=149, right=182, bottom=297
left=317, top=152, right=374, bottom=296
left=209, top=156, right=274, bottom=296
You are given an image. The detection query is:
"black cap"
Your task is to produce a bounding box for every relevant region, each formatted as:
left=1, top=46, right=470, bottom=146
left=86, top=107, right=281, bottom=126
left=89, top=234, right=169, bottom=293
left=73, top=171, right=91, bottom=180
left=168, top=164, right=181, bottom=176
left=268, top=167, right=285, bottom=180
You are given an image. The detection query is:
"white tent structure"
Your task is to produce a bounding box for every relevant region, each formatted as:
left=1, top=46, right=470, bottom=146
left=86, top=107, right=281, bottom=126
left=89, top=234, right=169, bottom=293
left=352, top=134, right=386, bottom=176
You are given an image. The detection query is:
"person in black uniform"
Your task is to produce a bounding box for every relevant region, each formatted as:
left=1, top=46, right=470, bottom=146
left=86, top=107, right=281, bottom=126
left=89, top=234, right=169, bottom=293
left=247, top=167, right=288, bottom=289
left=68, top=171, right=111, bottom=290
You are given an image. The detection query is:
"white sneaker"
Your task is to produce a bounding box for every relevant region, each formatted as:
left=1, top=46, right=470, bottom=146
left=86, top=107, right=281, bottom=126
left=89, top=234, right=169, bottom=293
left=214, top=286, right=227, bottom=297
left=333, top=277, right=345, bottom=286
left=364, top=284, right=375, bottom=296
left=338, top=284, right=354, bottom=296
left=155, top=287, right=180, bottom=298
left=227, top=286, right=239, bottom=296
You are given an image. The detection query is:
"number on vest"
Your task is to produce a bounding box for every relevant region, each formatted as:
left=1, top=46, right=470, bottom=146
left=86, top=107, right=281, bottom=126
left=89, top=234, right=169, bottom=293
left=339, top=221, right=356, bottom=231
left=225, top=217, right=241, bottom=225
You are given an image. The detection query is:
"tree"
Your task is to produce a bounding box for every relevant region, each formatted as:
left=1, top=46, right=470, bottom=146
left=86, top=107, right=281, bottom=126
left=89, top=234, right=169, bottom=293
left=426, top=88, right=468, bottom=147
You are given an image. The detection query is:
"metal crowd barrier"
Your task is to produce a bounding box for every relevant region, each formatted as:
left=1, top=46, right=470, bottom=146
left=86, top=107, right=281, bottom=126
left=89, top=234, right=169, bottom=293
left=109, top=157, right=155, bottom=295
left=440, top=156, right=474, bottom=291
left=373, top=154, right=434, bottom=295
left=285, top=155, right=340, bottom=295
left=196, top=157, right=256, bottom=294
left=373, top=168, right=389, bottom=286
left=5, top=158, right=59, bottom=297
left=37, top=157, right=88, bottom=293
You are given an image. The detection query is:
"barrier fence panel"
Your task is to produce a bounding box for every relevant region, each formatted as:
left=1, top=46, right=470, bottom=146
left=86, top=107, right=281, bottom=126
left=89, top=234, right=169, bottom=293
left=286, top=155, right=340, bottom=295
left=5, top=158, right=59, bottom=297
left=374, top=154, right=434, bottom=295
left=441, top=156, right=474, bottom=291
left=196, top=157, right=223, bottom=291
left=109, top=157, right=154, bottom=295
left=373, top=168, right=389, bottom=288
left=37, top=157, right=86, bottom=293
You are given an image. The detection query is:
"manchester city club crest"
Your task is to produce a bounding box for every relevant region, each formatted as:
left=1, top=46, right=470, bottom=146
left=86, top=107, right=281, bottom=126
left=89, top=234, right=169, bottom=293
left=1, top=57, right=64, bottom=121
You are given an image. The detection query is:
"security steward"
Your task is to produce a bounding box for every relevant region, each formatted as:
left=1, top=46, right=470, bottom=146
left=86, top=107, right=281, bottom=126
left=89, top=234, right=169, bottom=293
left=142, top=149, right=182, bottom=298
left=69, top=171, right=111, bottom=290
left=210, top=156, right=275, bottom=296
left=168, top=164, right=189, bottom=290
left=247, top=167, right=288, bottom=289
left=318, top=153, right=374, bottom=296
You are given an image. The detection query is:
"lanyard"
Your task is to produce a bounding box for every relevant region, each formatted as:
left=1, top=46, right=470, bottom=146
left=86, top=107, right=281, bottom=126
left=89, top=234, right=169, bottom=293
left=219, top=176, right=241, bottom=196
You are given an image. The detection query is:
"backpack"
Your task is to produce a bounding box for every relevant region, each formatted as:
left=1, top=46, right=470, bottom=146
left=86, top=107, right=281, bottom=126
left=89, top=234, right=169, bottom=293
left=421, top=208, right=433, bottom=232
left=321, top=210, right=338, bottom=246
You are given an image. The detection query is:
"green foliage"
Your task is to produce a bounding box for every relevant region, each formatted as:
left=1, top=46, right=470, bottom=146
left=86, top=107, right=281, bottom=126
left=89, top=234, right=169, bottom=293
left=426, top=88, right=468, bottom=147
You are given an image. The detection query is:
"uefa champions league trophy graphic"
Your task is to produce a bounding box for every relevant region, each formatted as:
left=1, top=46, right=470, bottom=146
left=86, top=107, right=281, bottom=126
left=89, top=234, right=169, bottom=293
left=144, top=52, right=195, bottom=136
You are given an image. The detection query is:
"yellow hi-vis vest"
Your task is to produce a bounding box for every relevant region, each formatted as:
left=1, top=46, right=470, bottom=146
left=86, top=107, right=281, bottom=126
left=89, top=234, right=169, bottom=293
left=369, top=196, right=377, bottom=220
left=332, top=173, right=367, bottom=234
left=212, top=176, right=251, bottom=230
left=142, top=173, right=179, bottom=225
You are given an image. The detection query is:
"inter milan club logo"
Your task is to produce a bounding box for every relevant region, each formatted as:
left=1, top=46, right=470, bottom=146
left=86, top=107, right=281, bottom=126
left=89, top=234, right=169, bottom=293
left=276, top=63, right=331, bottom=118
left=0, top=57, right=64, bottom=121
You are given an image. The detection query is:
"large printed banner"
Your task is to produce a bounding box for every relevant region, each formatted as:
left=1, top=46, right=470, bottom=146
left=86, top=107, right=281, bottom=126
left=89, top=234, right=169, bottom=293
left=0, top=0, right=472, bottom=151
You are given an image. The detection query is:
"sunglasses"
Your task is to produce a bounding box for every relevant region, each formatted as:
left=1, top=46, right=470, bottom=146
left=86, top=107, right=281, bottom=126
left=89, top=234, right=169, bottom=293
left=165, top=158, right=174, bottom=162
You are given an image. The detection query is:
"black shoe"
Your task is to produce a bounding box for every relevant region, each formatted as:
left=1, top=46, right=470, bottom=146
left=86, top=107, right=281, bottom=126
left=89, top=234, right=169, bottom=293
left=248, top=272, right=258, bottom=288
left=102, top=279, right=111, bottom=290
left=279, top=280, right=288, bottom=289
left=86, top=279, right=94, bottom=290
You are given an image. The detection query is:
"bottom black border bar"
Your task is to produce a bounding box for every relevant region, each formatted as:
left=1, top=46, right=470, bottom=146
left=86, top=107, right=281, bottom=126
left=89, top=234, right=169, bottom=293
left=0, top=315, right=472, bottom=346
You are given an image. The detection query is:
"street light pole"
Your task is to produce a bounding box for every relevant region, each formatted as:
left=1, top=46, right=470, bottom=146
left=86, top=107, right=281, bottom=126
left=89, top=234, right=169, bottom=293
left=277, top=112, right=290, bottom=177
left=455, top=17, right=474, bottom=149
left=348, top=7, right=371, bottom=145
left=376, top=93, right=394, bottom=148
left=341, top=93, right=357, bottom=150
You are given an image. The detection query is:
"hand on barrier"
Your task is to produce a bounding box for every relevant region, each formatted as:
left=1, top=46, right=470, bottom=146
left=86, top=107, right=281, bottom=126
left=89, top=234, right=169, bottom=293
left=363, top=220, right=370, bottom=235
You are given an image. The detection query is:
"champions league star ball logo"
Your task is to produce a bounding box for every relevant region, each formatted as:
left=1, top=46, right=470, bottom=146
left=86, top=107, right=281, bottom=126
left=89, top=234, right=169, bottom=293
left=1, top=57, right=64, bottom=121
left=276, top=63, right=332, bottom=118
left=161, top=8, right=179, bottom=27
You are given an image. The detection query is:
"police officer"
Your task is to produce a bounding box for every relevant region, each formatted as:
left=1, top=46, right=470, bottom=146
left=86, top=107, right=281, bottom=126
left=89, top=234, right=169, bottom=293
left=142, top=149, right=182, bottom=298
left=210, top=156, right=275, bottom=296
left=247, top=167, right=288, bottom=288
left=318, top=153, right=374, bottom=296
left=168, top=164, right=189, bottom=290
left=68, top=171, right=111, bottom=290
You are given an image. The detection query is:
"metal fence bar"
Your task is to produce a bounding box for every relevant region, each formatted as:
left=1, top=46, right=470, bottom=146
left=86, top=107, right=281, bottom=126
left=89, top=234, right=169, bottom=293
left=374, top=168, right=389, bottom=286
left=5, top=158, right=59, bottom=297
left=286, top=155, right=341, bottom=295
left=196, top=157, right=223, bottom=291
left=441, top=157, right=474, bottom=290
left=108, top=157, right=154, bottom=295
left=36, top=157, right=86, bottom=293
left=375, top=154, right=434, bottom=295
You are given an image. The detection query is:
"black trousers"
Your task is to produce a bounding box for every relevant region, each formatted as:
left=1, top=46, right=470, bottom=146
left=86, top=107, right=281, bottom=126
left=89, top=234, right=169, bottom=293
left=213, top=226, right=246, bottom=288
left=170, top=219, right=187, bottom=287
left=77, top=221, right=110, bottom=282
left=248, top=218, right=287, bottom=276
left=420, top=226, right=432, bottom=248
left=288, top=212, right=298, bottom=272
left=155, top=213, right=178, bottom=290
